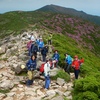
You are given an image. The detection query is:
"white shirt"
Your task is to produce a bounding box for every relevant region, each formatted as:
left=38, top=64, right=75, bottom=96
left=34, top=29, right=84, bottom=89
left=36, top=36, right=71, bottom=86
left=44, top=62, right=50, bottom=76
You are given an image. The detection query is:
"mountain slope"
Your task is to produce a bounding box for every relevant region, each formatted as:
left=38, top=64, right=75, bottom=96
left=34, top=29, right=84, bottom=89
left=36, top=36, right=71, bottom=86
left=37, top=4, right=100, bottom=25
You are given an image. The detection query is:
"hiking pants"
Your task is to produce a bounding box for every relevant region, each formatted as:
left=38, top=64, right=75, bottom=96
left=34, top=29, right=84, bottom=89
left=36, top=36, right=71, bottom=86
left=42, top=54, right=46, bottom=62
left=48, top=39, right=52, bottom=45
left=74, top=69, right=80, bottom=79
left=45, top=75, right=50, bottom=89
left=26, top=70, right=34, bottom=86
left=65, top=63, right=71, bottom=74
left=27, top=70, right=34, bottom=80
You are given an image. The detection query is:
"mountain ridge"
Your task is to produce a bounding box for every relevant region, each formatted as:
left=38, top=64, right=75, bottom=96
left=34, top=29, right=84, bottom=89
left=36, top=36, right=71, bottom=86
left=37, top=4, right=100, bottom=25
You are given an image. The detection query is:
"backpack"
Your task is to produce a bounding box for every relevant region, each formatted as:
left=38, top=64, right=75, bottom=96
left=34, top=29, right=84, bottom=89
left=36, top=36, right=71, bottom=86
left=40, top=63, right=45, bottom=73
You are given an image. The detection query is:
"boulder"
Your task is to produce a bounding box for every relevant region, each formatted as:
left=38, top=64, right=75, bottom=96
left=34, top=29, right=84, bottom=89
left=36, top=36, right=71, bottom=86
left=6, top=49, right=11, bottom=57
left=57, top=78, right=65, bottom=86
left=0, top=93, right=6, bottom=100
left=51, top=96, right=64, bottom=100
left=0, top=80, right=14, bottom=90
left=0, top=45, right=6, bottom=54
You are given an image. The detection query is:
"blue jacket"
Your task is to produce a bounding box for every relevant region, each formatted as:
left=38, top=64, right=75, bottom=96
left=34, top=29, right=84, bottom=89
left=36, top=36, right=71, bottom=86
left=39, top=41, right=44, bottom=48
left=65, top=55, right=72, bottom=65
left=53, top=53, right=60, bottom=61
left=31, top=43, right=38, bottom=53
left=36, top=39, right=40, bottom=45
left=26, top=59, right=37, bottom=70
left=41, top=47, right=48, bottom=56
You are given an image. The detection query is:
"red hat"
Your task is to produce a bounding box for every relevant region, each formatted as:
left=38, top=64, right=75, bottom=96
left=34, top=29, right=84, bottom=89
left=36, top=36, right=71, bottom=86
left=74, top=55, right=78, bottom=58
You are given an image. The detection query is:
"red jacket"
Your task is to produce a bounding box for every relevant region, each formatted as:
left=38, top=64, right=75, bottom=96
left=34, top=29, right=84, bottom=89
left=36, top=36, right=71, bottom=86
left=72, top=59, right=83, bottom=70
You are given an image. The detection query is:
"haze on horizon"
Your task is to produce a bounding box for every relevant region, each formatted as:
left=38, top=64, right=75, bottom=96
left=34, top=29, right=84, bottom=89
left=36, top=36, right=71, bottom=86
left=0, top=0, right=100, bottom=16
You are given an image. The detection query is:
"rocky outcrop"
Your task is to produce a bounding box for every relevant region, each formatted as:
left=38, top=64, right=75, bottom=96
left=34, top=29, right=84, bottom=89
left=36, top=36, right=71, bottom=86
left=0, top=30, right=74, bottom=100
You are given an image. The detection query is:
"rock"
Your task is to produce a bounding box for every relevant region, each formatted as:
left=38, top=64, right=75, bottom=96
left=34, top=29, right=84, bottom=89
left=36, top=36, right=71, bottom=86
left=0, top=93, right=6, bottom=100
left=51, top=96, right=64, bottom=100
left=37, top=89, right=45, bottom=97
left=0, top=45, right=6, bottom=54
left=49, top=68, right=59, bottom=76
left=57, top=78, right=65, bottom=86
left=67, top=82, right=73, bottom=91
left=46, top=90, right=56, bottom=97
left=6, top=49, right=11, bottom=57
left=0, top=80, right=14, bottom=90
left=6, top=92, right=16, bottom=97
left=55, top=89, right=64, bottom=96
left=67, top=95, right=72, bottom=100
left=7, top=43, right=14, bottom=49
left=11, top=46, right=18, bottom=53
left=3, top=96, right=13, bottom=100
left=25, top=91, right=36, bottom=96
left=18, top=54, right=29, bottom=61
left=63, top=91, right=71, bottom=97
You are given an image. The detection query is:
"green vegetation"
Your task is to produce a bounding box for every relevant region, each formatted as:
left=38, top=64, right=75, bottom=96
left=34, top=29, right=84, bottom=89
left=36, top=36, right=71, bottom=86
left=51, top=33, right=100, bottom=100
left=0, top=9, right=100, bottom=99
left=51, top=70, right=70, bottom=82
left=0, top=89, right=10, bottom=94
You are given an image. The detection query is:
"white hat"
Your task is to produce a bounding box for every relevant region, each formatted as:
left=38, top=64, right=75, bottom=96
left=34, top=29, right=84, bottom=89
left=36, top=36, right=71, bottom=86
left=21, top=65, right=25, bottom=69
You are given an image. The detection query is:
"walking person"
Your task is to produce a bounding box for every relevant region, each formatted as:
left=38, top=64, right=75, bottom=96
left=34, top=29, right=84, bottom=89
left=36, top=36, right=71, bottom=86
left=41, top=46, right=48, bottom=62
left=38, top=38, right=44, bottom=52
left=47, top=33, right=52, bottom=45
left=52, top=50, right=60, bottom=67
left=44, top=60, right=51, bottom=89
left=64, top=53, right=72, bottom=75
left=26, top=55, right=37, bottom=86
left=71, top=55, right=84, bottom=79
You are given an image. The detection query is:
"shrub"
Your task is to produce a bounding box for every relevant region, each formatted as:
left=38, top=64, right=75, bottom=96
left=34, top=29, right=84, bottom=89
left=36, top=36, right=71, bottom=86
left=73, top=76, right=100, bottom=99
left=73, top=91, right=99, bottom=100
left=51, top=70, right=70, bottom=82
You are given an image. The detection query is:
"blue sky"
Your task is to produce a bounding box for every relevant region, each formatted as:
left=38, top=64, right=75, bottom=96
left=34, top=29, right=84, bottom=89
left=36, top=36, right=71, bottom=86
left=0, top=0, right=100, bottom=16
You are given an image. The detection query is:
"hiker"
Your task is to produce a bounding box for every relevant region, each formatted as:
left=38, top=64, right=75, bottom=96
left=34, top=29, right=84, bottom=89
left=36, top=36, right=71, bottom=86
left=26, top=54, right=37, bottom=86
left=36, top=37, right=40, bottom=48
left=38, top=38, right=44, bottom=52
left=27, top=33, right=35, bottom=41
left=44, top=60, right=51, bottom=89
left=71, top=55, right=84, bottom=79
left=48, top=33, right=52, bottom=45
left=64, top=53, right=72, bottom=74
left=27, top=40, right=32, bottom=56
left=40, top=59, right=52, bottom=75
left=31, top=42, right=38, bottom=58
left=41, top=46, right=48, bottom=62
left=52, top=50, right=60, bottom=67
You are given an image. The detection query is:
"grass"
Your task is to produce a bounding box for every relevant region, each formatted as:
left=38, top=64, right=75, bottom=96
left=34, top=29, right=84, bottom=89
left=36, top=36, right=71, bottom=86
left=51, top=70, right=70, bottom=82
left=0, top=89, right=10, bottom=94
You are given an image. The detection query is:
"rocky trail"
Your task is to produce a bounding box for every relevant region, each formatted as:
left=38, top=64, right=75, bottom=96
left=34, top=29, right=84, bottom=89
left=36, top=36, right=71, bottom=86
left=0, top=30, right=74, bottom=100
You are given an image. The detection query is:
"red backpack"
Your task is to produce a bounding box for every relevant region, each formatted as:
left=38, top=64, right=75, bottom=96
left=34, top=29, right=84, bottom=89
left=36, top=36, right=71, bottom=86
left=40, top=63, right=45, bottom=73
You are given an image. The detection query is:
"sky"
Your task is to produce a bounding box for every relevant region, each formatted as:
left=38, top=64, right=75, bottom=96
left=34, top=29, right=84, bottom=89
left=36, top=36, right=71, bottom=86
left=0, top=0, right=100, bottom=16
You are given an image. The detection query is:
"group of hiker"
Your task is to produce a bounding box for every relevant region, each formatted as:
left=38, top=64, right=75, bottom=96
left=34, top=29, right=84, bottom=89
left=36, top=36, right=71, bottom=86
left=25, top=31, right=84, bottom=89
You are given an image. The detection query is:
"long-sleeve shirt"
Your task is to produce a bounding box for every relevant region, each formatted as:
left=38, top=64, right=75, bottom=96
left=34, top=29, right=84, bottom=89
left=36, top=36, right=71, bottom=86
left=44, top=62, right=50, bottom=76
left=38, top=41, right=44, bottom=48
left=72, top=59, right=83, bottom=70
left=26, top=59, right=37, bottom=70
left=65, top=55, right=72, bottom=65
left=53, top=53, right=60, bottom=61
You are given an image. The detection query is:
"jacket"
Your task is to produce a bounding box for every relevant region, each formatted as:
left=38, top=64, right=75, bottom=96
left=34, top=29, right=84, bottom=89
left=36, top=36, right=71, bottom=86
left=53, top=53, right=60, bottom=61
left=31, top=43, right=38, bottom=53
left=72, top=60, right=82, bottom=70
left=65, top=55, right=72, bottom=65
left=41, top=47, right=48, bottom=55
left=39, top=41, right=44, bottom=48
left=44, top=62, right=50, bottom=76
left=26, top=59, right=37, bottom=71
